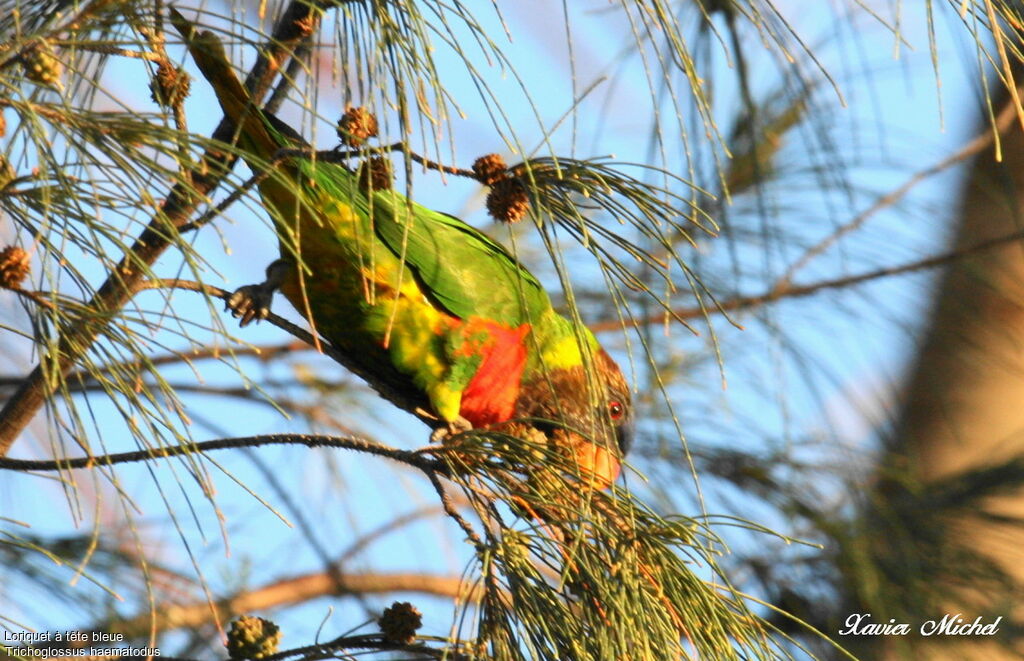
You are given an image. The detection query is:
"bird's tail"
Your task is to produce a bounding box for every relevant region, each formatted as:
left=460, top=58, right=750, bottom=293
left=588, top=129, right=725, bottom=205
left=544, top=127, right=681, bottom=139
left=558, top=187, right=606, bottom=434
left=169, top=8, right=280, bottom=161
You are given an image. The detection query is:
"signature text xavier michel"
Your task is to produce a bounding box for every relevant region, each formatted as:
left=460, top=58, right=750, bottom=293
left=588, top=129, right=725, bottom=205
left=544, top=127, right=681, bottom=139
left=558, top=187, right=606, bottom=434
left=840, top=613, right=1001, bottom=637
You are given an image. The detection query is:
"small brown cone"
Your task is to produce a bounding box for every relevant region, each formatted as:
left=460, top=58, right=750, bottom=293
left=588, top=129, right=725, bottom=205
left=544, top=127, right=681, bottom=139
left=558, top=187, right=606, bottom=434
left=0, top=113, right=6, bottom=139
left=23, top=42, right=62, bottom=87
left=472, top=153, right=508, bottom=185
left=149, top=61, right=191, bottom=108
left=337, top=106, right=379, bottom=147
left=378, top=601, right=422, bottom=645
left=358, top=156, right=394, bottom=192
left=486, top=178, right=529, bottom=223
left=0, top=246, right=30, bottom=289
left=225, top=615, right=281, bottom=660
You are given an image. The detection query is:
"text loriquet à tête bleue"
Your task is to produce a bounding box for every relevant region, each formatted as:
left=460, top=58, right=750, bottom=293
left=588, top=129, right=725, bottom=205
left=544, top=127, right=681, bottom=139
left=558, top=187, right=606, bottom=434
left=4, top=631, right=125, bottom=642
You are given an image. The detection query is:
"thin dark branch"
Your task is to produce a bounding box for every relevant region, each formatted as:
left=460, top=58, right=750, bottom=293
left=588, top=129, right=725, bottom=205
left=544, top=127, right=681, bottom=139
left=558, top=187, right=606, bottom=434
left=339, top=504, right=455, bottom=564
left=295, top=142, right=479, bottom=180
left=263, top=634, right=468, bottom=661
left=591, top=227, right=1024, bottom=330
left=179, top=139, right=482, bottom=234
left=133, top=278, right=437, bottom=427
left=775, top=88, right=1024, bottom=290
left=177, top=161, right=278, bottom=233
left=0, top=286, right=58, bottom=310
left=0, top=341, right=310, bottom=391
left=0, top=433, right=441, bottom=474
left=428, top=471, right=483, bottom=548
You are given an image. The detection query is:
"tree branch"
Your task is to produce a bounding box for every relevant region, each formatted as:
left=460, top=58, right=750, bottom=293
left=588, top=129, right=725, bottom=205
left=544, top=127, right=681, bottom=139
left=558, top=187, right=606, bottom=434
left=0, top=433, right=440, bottom=474
left=135, top=278, right=436, bottom=427
left=591, top=226, right=1024, bottom=330
left=0, top=2, right=326, bottom=456
left=774, top=87, right=1023, bottom=291
left=0, top=341, right=310, bottom=394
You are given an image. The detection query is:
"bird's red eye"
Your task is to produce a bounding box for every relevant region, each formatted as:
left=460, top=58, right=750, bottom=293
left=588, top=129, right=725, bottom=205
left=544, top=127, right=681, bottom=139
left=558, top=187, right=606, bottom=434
left=608, top=401, right=625, bottom=420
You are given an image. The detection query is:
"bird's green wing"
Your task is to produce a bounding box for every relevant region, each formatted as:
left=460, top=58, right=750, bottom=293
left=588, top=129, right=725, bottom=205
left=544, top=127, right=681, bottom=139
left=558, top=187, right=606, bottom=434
left=368, top=190, right=549, bottom=326
left=175, top=8, right=546, bottom=327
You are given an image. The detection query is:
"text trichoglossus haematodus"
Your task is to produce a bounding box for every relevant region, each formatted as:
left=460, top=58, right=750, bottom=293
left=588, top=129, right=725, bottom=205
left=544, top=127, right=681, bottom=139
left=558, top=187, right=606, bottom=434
left=175, top=14, right=632, bottom=487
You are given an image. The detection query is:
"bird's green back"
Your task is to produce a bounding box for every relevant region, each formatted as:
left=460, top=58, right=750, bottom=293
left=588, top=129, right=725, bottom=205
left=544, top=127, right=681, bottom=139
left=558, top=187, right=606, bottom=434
left=353, top=184, right=550, bottom=327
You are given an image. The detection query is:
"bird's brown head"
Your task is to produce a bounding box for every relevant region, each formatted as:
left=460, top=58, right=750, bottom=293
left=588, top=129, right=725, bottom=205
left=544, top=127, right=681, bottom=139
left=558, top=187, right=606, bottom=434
left=514, top=348, right=632, bottom=489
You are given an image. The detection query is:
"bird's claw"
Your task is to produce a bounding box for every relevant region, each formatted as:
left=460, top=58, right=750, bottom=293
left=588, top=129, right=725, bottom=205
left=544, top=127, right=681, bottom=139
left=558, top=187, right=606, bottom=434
left=226, top=259, right=291, bottom=327
left=226, top=284, right=274, bottom=327
left=429, top=416, right=473, bottom=444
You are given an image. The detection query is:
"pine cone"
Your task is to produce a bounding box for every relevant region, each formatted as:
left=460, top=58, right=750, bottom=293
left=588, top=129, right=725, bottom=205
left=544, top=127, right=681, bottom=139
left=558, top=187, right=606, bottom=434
left=0, top=245, right=30, bottom=289
left=472, top=153, right=508, bottom=185
left=486, top=178, right=529, bottom=223
left=225, top=615, right=281, bottom=660
left=150, top=61, right=191, bottom=108
left=23, top=42, right=62, bottom=87
left=0, top=113, right=6, bottom=139
left=358, top=156, right=394, bottom=192
left=378, top=601, right=422, bottom=645
left=337, top=106, right=379, bottom=147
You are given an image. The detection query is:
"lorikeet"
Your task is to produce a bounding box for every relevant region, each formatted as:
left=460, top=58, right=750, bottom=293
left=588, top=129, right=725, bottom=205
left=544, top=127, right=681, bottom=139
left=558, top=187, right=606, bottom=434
left=174, top=14, right=632, bottom=486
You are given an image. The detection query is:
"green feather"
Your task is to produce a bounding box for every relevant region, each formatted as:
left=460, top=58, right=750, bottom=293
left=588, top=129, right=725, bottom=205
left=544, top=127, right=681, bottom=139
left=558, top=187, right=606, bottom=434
left=172, top=8, right=547, bottom=331
left=365, top=191, right=549, bottom=326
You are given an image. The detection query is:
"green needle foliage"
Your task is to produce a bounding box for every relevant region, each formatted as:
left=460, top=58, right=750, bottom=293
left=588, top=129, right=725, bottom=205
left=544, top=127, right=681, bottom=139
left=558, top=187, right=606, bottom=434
left=430, top=430, right=809, bottom=660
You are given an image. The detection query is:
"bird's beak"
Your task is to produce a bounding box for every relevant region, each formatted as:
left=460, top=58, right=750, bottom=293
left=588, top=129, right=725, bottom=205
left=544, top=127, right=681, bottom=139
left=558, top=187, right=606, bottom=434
left=566, top=435, right=620, bottom=490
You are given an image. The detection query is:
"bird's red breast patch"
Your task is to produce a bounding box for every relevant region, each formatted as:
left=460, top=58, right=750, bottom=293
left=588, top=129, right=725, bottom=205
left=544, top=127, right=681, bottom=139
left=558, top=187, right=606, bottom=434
left=458, top=320, right=529, bottom=426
